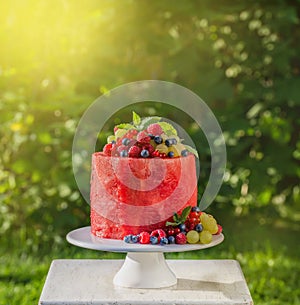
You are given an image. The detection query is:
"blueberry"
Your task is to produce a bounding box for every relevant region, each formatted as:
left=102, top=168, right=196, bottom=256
left=111, top=140, right=116, bottom=144
left=178, top=223, right=186, bottom=232
left=168, top=151, right=174, bottom=158
left=154, top=136, right=163, bottom=144
left=122, top=138, right=130, bottom=146
left=150, top=236, right=158, bottom=244
left=120, top=150, right=128, bottom=157
left=160, top=237, right=169, bottom=245
left=195, top=223, right=203, bottom=232
left=141, top=149, right=150, bottom=158
left=192, top=206, right=201, bottom=213
left=131, top=235, right=139, bottom=243
left=148, top=134, right=155, bottom=139
left=123, top=235, right=132, bottom=243
left=165, top=139, right=172, bottom=147
left=168, top=236, right=176, bottom=244
left=181, top=149, right=188, bottom=157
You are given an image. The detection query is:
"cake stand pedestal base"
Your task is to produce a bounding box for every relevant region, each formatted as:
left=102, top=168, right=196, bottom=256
left=113, top=252, right=177, bottom=288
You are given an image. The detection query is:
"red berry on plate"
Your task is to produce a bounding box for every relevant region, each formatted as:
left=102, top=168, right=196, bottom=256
left=150, top=229, right=167, bottom=243
left=139, top=232, right=150, bottom=244
left=175, top=232, right=187, bottom=244
left=147, top=123, right=163, bottom=136
left=214, top=224, right=223, bottom=235
left=167, top=228, right=175, bottom=237
left=174, top=227, right=181, bottom=235
left=189, top=211, right=200, bottom=219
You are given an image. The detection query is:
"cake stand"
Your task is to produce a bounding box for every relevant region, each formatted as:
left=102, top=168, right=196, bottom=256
left=66, top=226, right=224, bottom=289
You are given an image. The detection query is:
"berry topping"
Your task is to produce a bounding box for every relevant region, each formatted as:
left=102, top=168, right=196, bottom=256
left=167, top=151, right=174, bottom=158
left=195, top=223, right=203, bottom=232
left=154, top=135, right=163, bottom=144
left=140, top=149, right=150, bottom=158
left=122, top=137, right=130, bottom=146
left=178, top=223, right=186, bottom=232
left=150, top=236, right=158, bottom=245
left=215, top=224, right=223, bottom=235
left=101, top=111, right=199, bottom=160
left=160, top=237, right=169, bottom=245
left=103, top=143, right=113, bottom=156
left=175, top=232, right=187, bottom=244
left=123, top=235, right=132, bottom=243
left=147, top=123, right=163, bottom=136
left=168, top=236, right=176, bottom=244
left=191, top=206, right=201, bottom=213
left=150, top=229, right=167, bottom=243
left=131, top=235, right=139, bottom=243
left=128, top=145, right=141, bottom=157
left=137, top=131, right=151, bottom=143
left=139, top=232, right=150, bottom=244
left=181, top=149, right=188, bottom=157
left=165, top=139, right=172, bottom=147
left=120, top=150, right=128, bottom=157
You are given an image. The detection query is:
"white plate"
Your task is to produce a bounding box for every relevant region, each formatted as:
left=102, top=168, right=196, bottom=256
left=66, top=226, right=224, bottom=253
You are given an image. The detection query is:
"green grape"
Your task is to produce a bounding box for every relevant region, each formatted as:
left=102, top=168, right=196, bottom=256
left=186, top=230, right=200, bottom=244
left=115, top=129, right=127, bottom=139
left=199, top=230, right=212, bottom=244
left=200, top=213, right=217, bottom=233
left=156, top=144, right=168, bottom=154
left=107, top=135, right=116, bottom=143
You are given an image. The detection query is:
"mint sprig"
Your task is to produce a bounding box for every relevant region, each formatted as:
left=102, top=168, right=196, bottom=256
left=165, top=206, right=192, bottom=227
left=132, top=111, right=141, bottom=126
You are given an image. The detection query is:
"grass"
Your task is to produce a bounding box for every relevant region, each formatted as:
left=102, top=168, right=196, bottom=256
left=0, top=214, right=299, bottom=305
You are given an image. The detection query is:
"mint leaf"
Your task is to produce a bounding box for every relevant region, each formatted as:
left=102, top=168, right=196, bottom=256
left=158, top=121, right=177, bottom=136
left=165, top=221, right=178, bottom=227
left=184, top=145, right=199, bottom=158
left=180, top=206, right=192, bottom=222
left=132, top=111, right=141, bottom=126
left=116, top=123, right=134, bottom=129
left=173, top=212, right=180, bottom=223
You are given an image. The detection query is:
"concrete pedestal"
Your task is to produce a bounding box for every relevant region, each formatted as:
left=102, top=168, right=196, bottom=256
left=39, top=259, right=253, bottom=305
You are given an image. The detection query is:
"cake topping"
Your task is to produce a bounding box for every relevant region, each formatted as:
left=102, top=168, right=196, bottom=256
left=103, top=111, right=198, bottom=159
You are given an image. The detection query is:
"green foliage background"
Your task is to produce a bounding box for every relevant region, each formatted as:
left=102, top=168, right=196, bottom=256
left=0, top=0, right=299, bottom=304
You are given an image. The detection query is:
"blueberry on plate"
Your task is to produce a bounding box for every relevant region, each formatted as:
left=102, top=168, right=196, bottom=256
left=168, top=236, right=176, bottom=244
left=160, top=237, right=169, bottom=245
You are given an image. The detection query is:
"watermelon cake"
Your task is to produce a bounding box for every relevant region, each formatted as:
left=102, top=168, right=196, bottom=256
left=90, top=112, right=222, bottom=244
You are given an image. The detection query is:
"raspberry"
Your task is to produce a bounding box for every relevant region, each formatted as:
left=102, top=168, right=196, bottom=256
left=150, top=229, right=167, bottom=243
left=142, top=144, right=155, bottom=155
left=139, top=232, right=150, bottom=244
left=147, top=123, right=163, bottom=136
left=128, top=145, right=141, bottom=157
left=103, top=143, right=113, bottom=155
left=137, top=131, right=151, bottom=143
left=215, top=224, right=223, bottom=235
left=175, top=232, right=187, bottom=244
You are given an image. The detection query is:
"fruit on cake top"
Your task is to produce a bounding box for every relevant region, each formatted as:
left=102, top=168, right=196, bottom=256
left=90, top=112, right=199, bottom=239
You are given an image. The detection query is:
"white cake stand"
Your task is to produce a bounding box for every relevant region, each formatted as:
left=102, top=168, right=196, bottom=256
left=66, top=226, right=224, bottom=289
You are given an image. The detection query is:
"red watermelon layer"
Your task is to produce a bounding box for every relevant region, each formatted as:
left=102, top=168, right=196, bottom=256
left=90, top=152, right=197, bottom=239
